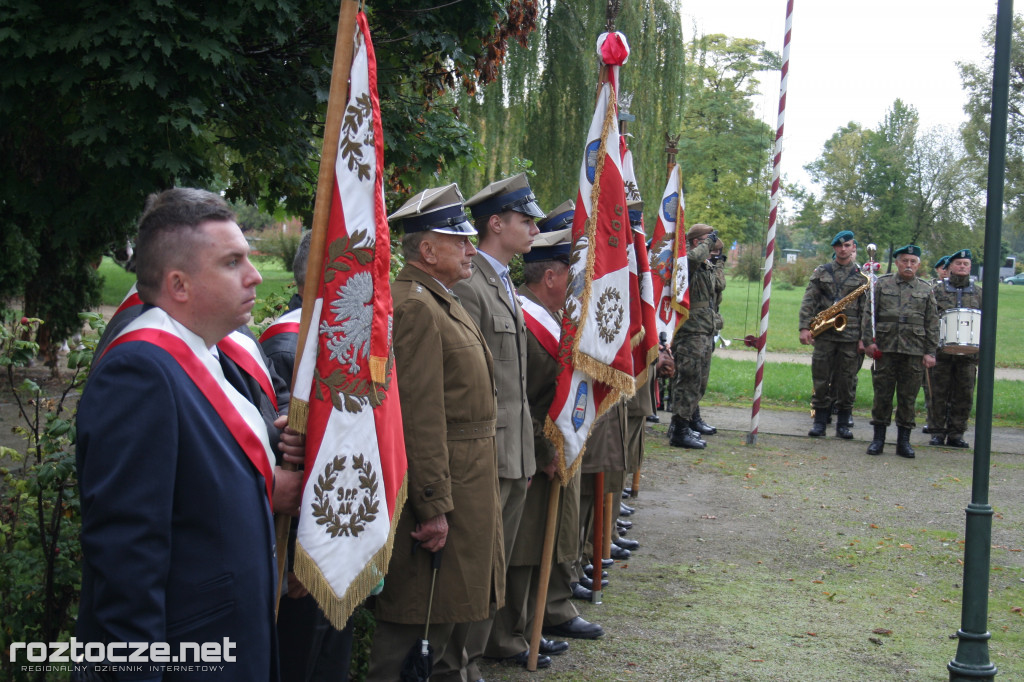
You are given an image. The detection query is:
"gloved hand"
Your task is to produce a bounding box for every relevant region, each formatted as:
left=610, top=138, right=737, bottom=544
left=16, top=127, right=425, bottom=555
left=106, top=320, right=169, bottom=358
left=707, top=230, right=719, bottom=245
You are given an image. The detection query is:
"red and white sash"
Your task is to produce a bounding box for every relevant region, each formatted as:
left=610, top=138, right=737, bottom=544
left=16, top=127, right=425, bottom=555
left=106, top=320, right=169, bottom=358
left=102, top=307, right=275, bottom=505
left=258, top=307, right=302, bottom=343
left=219, top=330, right=278, bottom=409
left=520, top=295, right=560, bottom=360
left=113, top=283, right=142, bottom=317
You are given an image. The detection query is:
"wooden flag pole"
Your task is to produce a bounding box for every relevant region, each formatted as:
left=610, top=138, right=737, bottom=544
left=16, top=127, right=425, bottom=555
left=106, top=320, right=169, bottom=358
left=275, top=0, right=361, bottom=614
left=527, top=482, right=562, bottom=671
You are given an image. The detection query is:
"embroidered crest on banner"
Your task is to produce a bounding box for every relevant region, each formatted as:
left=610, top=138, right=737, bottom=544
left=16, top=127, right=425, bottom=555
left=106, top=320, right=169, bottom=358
left=596, top=288, right=625, bottom=343
left=311, top=454, right=380, bottom=538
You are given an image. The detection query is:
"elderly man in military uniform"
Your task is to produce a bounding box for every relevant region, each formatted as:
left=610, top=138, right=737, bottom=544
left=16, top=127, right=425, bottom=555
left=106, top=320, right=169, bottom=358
left=443, top=172, right=547, bottom=676
left=861, top=245, right=940, bottom=458
left=366, top=184, right=504, bottom=681
left=668, top=224, right=720, bottom=449
left=799, top=230, right=868, bottom=439
left=928, top=249, right=983, bottom=448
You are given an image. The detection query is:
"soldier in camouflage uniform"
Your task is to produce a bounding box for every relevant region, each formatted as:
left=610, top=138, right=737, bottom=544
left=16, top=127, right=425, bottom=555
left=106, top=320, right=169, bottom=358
left=928, top=249, right=982, bottom=448
left=689, top=237, right=726, bottom=437
left=668, top=224, right=719, bottom=449
left=921, top=254, right=951, bottom=435
left=861, top=245, right=940, bottom=458
left=799, top=230, right=868, bottom=439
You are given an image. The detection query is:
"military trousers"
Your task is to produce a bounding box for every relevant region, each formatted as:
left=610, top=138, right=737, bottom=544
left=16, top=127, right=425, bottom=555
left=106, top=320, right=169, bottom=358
left=810, top=337, right=861, bottom=411
left=870, top=352, right=924, bottom=429
left=927, top=354, right=978, bottom=438
left=671, top=332, right=714, bottom=420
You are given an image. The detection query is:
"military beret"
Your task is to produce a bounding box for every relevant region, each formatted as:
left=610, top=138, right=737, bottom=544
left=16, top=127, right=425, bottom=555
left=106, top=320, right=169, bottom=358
left=525, top=200, right=574, bottom=263
left=686, top=223, right=715, bottom=241
left=948, top=248, right=972, bottom=263
left=893, top=244, right=921, bottom=258
left=830, top=230, right=855, bottom=246
left=934, top=255, right=951, bottom=270
left=388, top=183, right=476, bottom=235
left=465, top=172, right=545, bottom=219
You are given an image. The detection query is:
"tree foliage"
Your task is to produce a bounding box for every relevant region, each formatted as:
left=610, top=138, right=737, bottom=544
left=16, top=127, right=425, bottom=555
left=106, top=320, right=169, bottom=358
left=0, top=0, right=536, bottom=344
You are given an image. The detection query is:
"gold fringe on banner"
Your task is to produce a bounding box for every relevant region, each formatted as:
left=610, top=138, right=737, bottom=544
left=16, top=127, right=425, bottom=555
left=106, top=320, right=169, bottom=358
left=293, top=475, right=408, bottom=630
left=369, top=354, right=387, bottom=386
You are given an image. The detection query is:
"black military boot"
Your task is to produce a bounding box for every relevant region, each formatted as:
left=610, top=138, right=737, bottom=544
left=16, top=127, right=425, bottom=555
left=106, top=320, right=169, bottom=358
left=946, top=434, right=970, bottom=449
left=835, top=410, right=853, bottom=439
left=866, top=424, right=886, bottom=455
left=667, top=415, right=683, bottom=443
left=929, top=433, right=946, bottom=446
left=669, top=419, right=706, bottom=449
left=691, top=407, right=717, bottom=435
left=895, top=426, right=916, bottom=459
left=808, top=409, right=828, bottom=437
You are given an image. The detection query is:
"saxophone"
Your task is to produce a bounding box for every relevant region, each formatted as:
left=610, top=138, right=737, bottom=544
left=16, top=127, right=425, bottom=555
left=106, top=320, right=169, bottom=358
left=810, top=272, right=870, bottom=338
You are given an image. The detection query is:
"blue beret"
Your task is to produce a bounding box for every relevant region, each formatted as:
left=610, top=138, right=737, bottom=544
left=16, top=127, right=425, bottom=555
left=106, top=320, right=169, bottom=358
left=830, top=230, right=855, bottom=247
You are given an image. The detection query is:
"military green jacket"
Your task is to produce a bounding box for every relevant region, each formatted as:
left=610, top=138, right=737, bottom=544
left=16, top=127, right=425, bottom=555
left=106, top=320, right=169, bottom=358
left=798, top=259, right=867, bottom=342
left=860, top=273, right=939, bottom=355
left=678, top=237, right=716, bottom=335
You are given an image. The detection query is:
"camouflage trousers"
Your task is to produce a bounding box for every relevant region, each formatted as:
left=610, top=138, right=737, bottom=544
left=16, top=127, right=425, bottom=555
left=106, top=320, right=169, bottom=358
left=671, top=332, right=713, bottom=419
left=810, top=337, right=861, bottom=411
left=926, top=354, right=978, bottom=438
left=870, top=352, right=924, bottom=428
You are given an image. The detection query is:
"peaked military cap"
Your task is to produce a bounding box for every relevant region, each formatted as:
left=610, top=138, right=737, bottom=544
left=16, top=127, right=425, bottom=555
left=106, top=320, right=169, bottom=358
left=466, top=172, right=545, bottom=219
left=934, top=255, right=951, bottom=270
left=627, top=199, right=644, bottom=232
left=893, top=244, right=921, bottom=258
left=525, top=200, right=574, bottom=263
left=948, top=248, right=973, bottom=263
left=830, top=229, right=855, bottom=246
left=388, top=183, right=476, bottom=235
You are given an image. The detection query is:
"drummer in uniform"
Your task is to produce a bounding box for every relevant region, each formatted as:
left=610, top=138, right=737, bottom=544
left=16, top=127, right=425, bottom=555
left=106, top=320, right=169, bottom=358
left=927, top=249, right=983, bottom=448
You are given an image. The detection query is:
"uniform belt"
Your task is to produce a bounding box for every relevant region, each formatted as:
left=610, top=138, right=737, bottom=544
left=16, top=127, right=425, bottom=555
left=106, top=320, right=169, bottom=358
left=878, top=315, right=923, bottom=324
left=446, top=419, right=497, bottom=441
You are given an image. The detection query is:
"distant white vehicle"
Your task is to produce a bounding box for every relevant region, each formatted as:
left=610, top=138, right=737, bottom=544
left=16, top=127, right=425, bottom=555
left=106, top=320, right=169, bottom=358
left=979, top=256, right=1016, bottom=282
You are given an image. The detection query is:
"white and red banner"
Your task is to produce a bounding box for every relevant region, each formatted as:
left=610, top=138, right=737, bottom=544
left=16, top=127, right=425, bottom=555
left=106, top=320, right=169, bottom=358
left=619, top=134, right=658, bottom=386
left=545, top=32, right=635, bottom=482
left=649, top=165, right=689, bottom=339
left=292, top=11, right=407, bottom=629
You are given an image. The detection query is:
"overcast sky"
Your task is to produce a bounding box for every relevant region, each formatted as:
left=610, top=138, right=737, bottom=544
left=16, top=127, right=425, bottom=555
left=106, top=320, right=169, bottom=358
left=679, top=0, right=998, bottom=193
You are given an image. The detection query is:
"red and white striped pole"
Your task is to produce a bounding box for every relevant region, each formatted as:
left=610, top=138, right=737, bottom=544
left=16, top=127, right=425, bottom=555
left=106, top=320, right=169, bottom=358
left=748, top=0, right=793, bottom=445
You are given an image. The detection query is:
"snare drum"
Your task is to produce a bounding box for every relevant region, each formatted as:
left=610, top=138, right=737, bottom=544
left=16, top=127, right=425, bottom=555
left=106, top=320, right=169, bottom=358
left=939, top=307, right=981, bottom=355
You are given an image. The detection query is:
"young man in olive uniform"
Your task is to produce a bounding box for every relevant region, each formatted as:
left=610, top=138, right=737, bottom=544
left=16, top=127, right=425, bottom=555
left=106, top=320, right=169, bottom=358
left=798, top=230, right=868, bottom=439
left=928, top=249, right=983, bottom=448
left=861, top=245, right=940, bottom=458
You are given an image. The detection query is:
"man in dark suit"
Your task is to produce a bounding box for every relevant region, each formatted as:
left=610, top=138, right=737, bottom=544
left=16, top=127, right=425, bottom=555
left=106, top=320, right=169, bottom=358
left=76, top=188, right=302, bottom=680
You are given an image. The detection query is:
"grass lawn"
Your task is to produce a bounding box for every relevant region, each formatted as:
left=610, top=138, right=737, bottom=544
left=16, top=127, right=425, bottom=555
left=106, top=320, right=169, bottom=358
left=719, top=272, right=1024, bottom=368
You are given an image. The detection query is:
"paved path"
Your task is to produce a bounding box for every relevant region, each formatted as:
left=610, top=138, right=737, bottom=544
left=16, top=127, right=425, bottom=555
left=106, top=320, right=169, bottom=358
left=659, top=405, right=1024, bottom=455
left=715, top=347, right=1024, bottom=381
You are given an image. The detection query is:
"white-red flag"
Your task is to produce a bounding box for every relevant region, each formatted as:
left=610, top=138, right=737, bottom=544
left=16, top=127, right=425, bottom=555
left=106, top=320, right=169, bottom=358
left=545, top=32, right=635, bottom=482
left=292, top=11, right=407, bottom=629
left=619, top=134, right=658, bottom=386
left=650, top=165, right=689, bottom=339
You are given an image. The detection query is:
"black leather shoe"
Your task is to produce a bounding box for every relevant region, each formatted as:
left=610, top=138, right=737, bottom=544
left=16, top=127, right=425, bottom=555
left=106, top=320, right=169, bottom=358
left=808, top=419, right=827, bottom=437
left=570, top=582, right=593, bottom=600
left=583, top=564, right=609, bottom=578
left=691, top=416, right=717, bottom=435
left=616, top=518, right=633, bottom=530
left=669, top=423, right=706, bottom=448
left=922, top=425, right=932, bottom=434
left=947, top=436, right=970, bottom=448
left=620, top=501, right=635, bottom=513
left=614, top=536, right=639, bottom=551
left=578, top=574, right=608, bottom=589
left=646, top=414, right=660, bottom=423
left=609, top=545, right=631, bottom=560
left=540, top=637, right=569, bottom=656
left=929, top=435, right=946, bottom=446
left=543, top=616, right=605, bottom=640
left=503, top=650, right=551, bottom=669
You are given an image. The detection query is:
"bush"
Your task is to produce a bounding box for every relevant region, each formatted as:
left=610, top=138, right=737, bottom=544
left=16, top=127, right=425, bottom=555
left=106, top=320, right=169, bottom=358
left=777, top=258, right=816, bottom=288
left=259, top=230, right=304, bottom=272
left=734, top=247, right=763, bottom=282
left=0, top=312, right=100, bottom=681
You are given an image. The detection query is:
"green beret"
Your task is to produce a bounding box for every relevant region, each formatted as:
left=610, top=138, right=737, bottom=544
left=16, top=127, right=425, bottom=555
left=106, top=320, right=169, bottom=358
left=934, top=255, right=951, bottom=270
left=830, top=230, right=855, bottom=246
left=949, top=248, right=972, bottom=263
left=893, top=244, right=921, bottom=258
